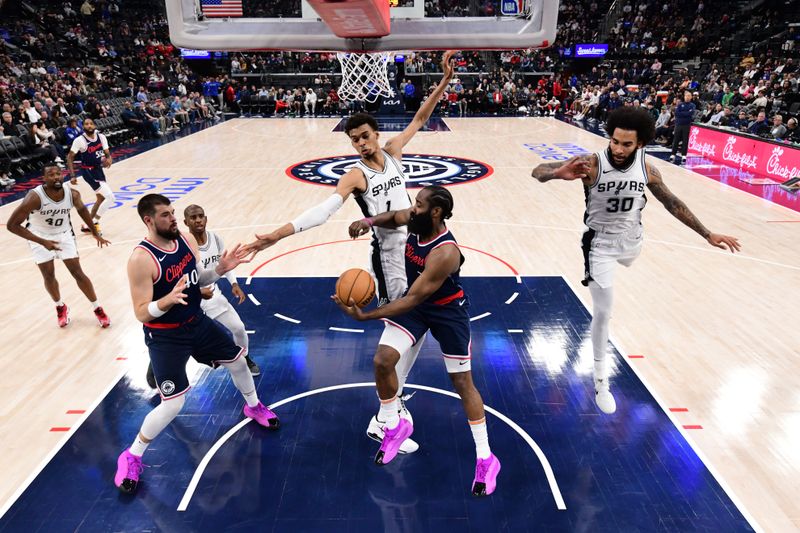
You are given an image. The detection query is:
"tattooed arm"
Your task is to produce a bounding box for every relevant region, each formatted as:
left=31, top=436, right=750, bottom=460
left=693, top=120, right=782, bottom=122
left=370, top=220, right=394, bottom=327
left=532, top=154, right=597, bottom=186
left=646, top=162, right=741, bottom=252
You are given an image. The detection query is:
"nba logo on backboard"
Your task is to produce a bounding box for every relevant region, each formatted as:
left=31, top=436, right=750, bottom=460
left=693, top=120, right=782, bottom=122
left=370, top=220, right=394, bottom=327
left=501, top=0, right=522, bottom=15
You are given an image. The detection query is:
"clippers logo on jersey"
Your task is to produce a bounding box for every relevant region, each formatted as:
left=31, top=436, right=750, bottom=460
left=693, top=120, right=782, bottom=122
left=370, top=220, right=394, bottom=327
left=165, top=252, right=196, bottom=284
left=287, top=154, right=492, bottom=188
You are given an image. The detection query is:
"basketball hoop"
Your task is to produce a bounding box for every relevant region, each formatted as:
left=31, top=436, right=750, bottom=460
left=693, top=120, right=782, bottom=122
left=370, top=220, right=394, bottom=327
left=336, top=52, right=395, bottom=103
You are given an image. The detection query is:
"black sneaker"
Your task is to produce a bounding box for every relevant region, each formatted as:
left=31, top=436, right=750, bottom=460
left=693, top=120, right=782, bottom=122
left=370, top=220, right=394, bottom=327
left=145, top=362, right=157, bottom=389
left=246, top=356, right=261, bottom=376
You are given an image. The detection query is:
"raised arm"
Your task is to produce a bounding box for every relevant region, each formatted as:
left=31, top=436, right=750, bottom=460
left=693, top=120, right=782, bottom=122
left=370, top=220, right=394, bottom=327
left=384, top=51, right=456, bottom=159
left=645, top=162, right=741, bottom=252
left=335, top=243, right=461, bottom=320
left=532, top=154, right=597, bottom=185
left=238, top=168, right=367, bottom=259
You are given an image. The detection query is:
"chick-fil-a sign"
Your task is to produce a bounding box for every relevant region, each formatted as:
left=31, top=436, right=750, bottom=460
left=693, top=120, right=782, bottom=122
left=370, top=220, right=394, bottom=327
left=689, top=125, right=800, bottom=180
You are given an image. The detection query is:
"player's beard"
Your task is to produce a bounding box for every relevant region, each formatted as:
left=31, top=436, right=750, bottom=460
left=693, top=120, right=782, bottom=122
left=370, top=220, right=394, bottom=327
left=156, top=225, right=180, bottom=240
left=408, top=209, right=434, bottom=237
left=607, top=146, right=636, bottom=170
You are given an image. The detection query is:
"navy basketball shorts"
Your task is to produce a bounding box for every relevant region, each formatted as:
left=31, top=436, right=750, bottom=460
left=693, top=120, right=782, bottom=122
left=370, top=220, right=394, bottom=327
left=144, top=313, right=244, bottom=400
left=80, top=166, right=106, bottom=191
left=381, top=299, right=472, bottom=373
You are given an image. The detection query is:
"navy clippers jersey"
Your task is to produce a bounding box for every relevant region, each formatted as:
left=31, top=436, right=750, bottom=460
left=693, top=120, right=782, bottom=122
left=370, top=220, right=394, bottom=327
left=136, top=234, right=201, bottom=324
left=405, top=228, right=465, bottom=305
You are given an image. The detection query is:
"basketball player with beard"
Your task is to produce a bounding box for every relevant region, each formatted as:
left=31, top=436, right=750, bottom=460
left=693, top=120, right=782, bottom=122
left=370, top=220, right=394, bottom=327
left=6, top=164, right=111, bottom=327
left=338, top=186, right=501, bottom=497
left=115, top=194, right=278, bottom=495
left=67, top=118, right=115, bottom=236
left=531, top=107, right=741, bottom=414
left=145, top=204, right=259, bottom=387
left=240, top=51, right=458, bottom=455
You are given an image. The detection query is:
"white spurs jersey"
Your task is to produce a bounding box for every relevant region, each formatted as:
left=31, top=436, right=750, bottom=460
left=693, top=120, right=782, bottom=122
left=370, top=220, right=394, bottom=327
left=353, top=149, right=411, bottom=249
left=197, top=230, right=230, bottom=289
left=26, top=183, right=74, bottom=236
left=584, top=149, right=648, bottom=233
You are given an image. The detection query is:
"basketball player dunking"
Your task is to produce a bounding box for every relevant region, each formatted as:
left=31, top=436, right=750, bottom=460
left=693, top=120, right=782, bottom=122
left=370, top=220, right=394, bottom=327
left=532, top=107, right=741, bottom=414
left=337, top=186, right=501, bottom=497
left=6, top=164, right=111, bottom=327
left=115, top=194, right=278, bottom=495
left=240, top=51, right=458, bottom=454
left=67, top=118, right=115, bottom=236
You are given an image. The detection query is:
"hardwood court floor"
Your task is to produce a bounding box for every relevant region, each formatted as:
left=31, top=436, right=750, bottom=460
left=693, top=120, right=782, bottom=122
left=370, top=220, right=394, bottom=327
left=0, top=117, right=797, bottom=531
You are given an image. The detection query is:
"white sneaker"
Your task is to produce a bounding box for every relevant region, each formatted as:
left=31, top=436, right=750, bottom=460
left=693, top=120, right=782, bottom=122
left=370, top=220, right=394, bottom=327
left=594, top=378, right=616, bottom=414
left=367, top=396, right=419, bottom=454
left=668, top=154, right=676, bottom=162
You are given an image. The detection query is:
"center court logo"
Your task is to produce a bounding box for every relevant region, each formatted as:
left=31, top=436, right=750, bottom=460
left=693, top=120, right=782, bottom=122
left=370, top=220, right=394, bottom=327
left=286, top=154, right=493, bottom=188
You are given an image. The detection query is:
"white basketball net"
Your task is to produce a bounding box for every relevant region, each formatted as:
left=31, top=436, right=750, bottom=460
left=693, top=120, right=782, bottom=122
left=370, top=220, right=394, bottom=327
left=336, top=52, right=395, bottom=103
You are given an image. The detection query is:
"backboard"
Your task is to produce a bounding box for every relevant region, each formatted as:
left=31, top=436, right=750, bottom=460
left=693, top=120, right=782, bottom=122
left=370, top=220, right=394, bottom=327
left=165, top=0, right=558, bottom=52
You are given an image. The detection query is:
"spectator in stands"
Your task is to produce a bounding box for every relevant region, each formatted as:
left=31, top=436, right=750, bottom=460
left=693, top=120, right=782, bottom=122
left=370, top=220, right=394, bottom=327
left=31, top=119, right=63, bottom=164
left=785, top=118, right=799, bottom=144
left=707, top=103, right=725, bottom=125
left=304, top=88, right=317, bottom=116
left=654, top=105, right=673, bottom=144
left=770, top=114, right=787, bottom=140
left=65, top=117, right=83, bottom=145
left=1, top=112, right=16, bottom=137
left=136, top=86, right=148, bottom=104
left=747, top=111, right=770, bottom=136
left=22, top=100, right=41, bottom=124
left=670, top=91, right=696, bottom=164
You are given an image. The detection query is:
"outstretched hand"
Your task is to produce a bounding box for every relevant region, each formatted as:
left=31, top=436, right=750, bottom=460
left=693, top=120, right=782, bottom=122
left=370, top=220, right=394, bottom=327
left=237, top=232, right=280, bottom=262
left=707, top=233, right=741, bottom=253
left=217, top=243, right=251, bottom=274
left=441, top=50, right=456, bottom=82
left=348, top=219, right=371, bottom=239
left=332, top=294, right=367, bottom=321
left=556, top=156, right=592, bottom=181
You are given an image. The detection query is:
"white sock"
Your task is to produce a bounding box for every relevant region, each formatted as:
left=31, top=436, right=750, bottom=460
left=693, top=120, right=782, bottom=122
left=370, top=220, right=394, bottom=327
left=130, top=435, right=149, bottom=457
left=222, top=356, right=259, bottom=407
left=469, top=417, right=491, bottom=460
left=55, top=299, right=64, bottom=307
left=90, top=300, right=100, bottom=310
left=589, top=282, right=614, bottom=384
left=379, top=396, right=400, bottom=429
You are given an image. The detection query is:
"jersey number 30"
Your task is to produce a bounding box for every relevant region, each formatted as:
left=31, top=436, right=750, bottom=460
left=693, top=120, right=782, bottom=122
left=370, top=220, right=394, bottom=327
left=606, top=197, right=634, bottom=213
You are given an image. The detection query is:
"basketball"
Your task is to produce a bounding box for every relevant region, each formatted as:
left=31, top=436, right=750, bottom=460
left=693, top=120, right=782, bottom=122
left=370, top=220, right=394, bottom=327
left=335, top=268, right=375, bottom=308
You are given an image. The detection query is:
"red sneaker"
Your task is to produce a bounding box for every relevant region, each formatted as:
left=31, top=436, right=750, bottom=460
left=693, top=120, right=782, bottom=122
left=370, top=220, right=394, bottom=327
left=94, top=307, right=111, bottom=328
left=56, top=304, right=70, bottom=328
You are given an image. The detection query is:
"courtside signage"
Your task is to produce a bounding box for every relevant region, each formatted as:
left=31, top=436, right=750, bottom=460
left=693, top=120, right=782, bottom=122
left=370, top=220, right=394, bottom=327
left=287, top=155, right=493, bottom=188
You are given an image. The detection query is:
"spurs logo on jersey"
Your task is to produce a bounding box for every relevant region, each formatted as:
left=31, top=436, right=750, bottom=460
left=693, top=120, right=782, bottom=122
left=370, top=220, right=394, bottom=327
left=198, top=231, right=224, bottom=287
left=584, top=149, right=648, bottom=233
left=353, top=149, right=412, bottom=244
left=26, top=182, right=74, bottom=236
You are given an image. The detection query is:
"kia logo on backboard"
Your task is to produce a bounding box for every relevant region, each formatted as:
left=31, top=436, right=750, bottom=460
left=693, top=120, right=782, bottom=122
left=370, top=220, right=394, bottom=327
left=287, top=154, right=493, bottom=188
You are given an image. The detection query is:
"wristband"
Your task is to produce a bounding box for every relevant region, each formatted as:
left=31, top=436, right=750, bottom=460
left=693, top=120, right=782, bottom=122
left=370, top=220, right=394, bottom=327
left=362, top=217, right=374, bottom=227
left=148, top=301, right=166, bottom=318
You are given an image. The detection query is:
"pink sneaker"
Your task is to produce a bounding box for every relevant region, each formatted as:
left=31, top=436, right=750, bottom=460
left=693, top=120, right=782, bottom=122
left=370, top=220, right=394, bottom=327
left=243, top=402, right=280, bottom=429
left=94, top=307, right=111, bottom=328
left=375, top=418, right=413, bottom=466
left=472, top=453, right=501, bottom=496
left=56, top=304, right=69, bottom=328
left=115, top=449, right=144, bottom=494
